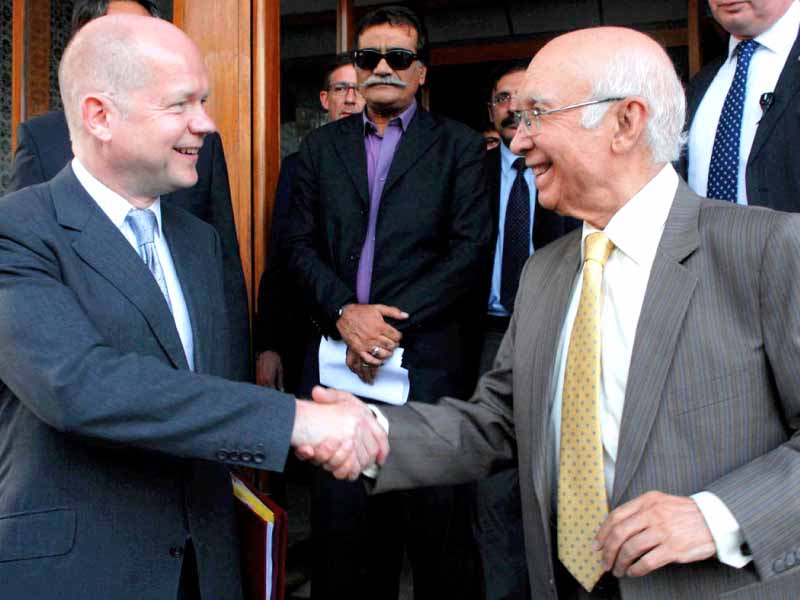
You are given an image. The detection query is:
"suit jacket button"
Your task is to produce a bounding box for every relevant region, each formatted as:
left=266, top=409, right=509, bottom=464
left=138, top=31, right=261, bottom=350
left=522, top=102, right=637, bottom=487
left=241, top=452, right=253, bottom=462
left=216, top=450, right=229, bottom=461
left=253, top=453, right=265, bottom=464
left=228, top=451, right=240, bottom=461
left=785, top=551, right=796, bottom=568
left=773, top=557, right=786, bottom=573
left=169, top=546, right=184, bottom=558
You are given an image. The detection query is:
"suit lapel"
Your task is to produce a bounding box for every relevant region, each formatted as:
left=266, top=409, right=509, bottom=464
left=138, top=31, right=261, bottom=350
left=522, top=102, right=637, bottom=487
left=53, top=167, right=189, bottom=371
left=528, top=233, right=582, bottom=518
left=611, top=182, right=700, bottom=506
left=748, top=26, right=800, bottom=164
left=382, top=109, right=441, bottom=197
left=161, top=204, right=213, bottom=374
left=332, top=115, right=370, bottom=205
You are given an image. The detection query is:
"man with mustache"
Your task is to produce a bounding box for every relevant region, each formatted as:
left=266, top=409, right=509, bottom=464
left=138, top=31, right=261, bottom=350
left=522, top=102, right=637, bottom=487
left=682, top=0, right=800, bottom=210
left=471, top=60, right=579, bottom=600
left=286, top=5, right=490, bottom=599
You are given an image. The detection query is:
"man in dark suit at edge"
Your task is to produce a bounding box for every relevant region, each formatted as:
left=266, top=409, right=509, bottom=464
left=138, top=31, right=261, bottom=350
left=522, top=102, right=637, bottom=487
left=7, top=0, right=252, bottom=382
left=0, top=15, right=388, bottom=600
left=286, top=5, right=491, bottom=599
left=472, top=59, right=578, bottom=600
left=682, top=0, right=800, bottom=210
left=256, top=53, right=365, bottom=393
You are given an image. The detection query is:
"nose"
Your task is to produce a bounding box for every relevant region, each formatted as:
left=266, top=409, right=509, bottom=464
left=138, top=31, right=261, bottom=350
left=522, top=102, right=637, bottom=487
left=509, top=124, right=531, bottom=157
left=190, top=103, right=216, bottom=137
left=373, top=57, right=393, bottom=76
left=344, top=86, right=358, bottom=104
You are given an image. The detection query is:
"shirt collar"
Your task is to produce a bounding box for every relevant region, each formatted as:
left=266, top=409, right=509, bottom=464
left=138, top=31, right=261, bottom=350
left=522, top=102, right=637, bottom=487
left=727, top=0, right=800, bottom=59
left=72, top=157, right=163, bottom=235
left=581, top=163, right=678, bottom=267
left=500, top=141, right=525, bottom=174
left=363, top=98, right=418, bottom=135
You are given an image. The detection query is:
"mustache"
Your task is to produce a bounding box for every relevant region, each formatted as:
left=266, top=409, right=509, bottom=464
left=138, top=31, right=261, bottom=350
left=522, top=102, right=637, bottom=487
left=500, top=114, right=519, bottom=129
left=361, top=75, right=408, bottom=89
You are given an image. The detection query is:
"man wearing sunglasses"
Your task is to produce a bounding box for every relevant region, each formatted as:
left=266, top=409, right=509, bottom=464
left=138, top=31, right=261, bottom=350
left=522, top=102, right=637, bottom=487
left=286, top=5, right=490, bottom=600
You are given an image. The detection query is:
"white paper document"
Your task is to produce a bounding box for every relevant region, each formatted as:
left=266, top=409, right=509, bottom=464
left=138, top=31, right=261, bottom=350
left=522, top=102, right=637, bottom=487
left=318, top=337, right=410, bottom=405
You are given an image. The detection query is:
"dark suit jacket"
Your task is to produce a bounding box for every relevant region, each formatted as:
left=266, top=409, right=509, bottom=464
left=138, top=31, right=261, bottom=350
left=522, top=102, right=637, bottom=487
left=286, top=109, right=492, bottom=400
left=374, top=181, right=800, bottom=599
left=0, top=166, right=295, bottom=600
left=681, top=25, right=800, bottom=211
left=7, top=110, right=251, bottom=380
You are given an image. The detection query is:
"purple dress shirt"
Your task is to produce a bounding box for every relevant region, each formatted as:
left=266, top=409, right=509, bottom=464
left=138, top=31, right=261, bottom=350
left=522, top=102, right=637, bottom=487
left=356, top=100, right=418, bottom=303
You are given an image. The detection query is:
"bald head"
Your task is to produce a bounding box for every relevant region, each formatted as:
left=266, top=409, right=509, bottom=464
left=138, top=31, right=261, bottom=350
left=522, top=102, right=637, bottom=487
left=523, top=27, right=685, bottom=164
left=59, top=15, right=204, bottom=145
left=58, top=14, right=214, bottom=205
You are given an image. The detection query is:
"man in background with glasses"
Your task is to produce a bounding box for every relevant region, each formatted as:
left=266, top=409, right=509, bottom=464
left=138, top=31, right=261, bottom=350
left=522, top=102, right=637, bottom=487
left=471, top=59, right=578, bottom=600
left=302, top=25, right=800, bottom=600
left=286, top=5, right=490, bottom=599
left=256, top=54, right=365, bottom=394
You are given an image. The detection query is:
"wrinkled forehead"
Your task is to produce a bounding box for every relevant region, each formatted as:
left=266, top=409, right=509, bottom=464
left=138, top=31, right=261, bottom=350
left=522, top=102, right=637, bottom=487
left=517, top=52, right=592, bottom=107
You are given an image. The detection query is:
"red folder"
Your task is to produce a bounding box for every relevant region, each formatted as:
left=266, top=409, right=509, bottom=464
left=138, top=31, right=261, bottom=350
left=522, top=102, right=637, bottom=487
left=232, top=472, right=288, bottom=600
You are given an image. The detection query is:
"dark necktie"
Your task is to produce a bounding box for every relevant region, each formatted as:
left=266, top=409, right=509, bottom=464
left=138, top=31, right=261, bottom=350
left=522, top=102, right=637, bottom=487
left=500, top=157, right=531, bottom=312
left=707, top=39, right=759, bottom=202
left=126, top=208, right=173, bottom=311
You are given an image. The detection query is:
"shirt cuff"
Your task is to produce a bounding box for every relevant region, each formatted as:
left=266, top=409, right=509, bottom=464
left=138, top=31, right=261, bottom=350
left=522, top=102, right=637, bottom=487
left=691, top=491, right=752, bottom=568
left=362, top=404, right=389, bottom=479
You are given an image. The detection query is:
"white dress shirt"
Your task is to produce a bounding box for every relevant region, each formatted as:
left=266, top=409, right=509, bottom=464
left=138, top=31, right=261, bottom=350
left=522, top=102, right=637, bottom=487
left=488, top=142, right=538, bottom=316
left=688, top=0, right=800, bottom=204
left=72, top=158, right=195, bottom=371
left=548, top=164, right=748, bottom=567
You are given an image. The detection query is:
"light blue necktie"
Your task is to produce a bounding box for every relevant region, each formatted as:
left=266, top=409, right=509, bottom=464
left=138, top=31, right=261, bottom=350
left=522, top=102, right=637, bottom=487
left=707, top=39, right=759, bottom=202
left=126, top=208, right=173, bottom=311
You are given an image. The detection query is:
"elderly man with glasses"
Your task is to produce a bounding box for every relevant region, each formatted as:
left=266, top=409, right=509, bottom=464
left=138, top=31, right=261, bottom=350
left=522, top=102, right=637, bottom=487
left=301, top=25, right=800, bottom=600
left=285, top=5, right=491, bottom=600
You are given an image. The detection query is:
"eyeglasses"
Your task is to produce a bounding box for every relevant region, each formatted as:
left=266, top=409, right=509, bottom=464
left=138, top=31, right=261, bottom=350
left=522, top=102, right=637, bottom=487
left=512, top=97, right=625, bottom=132
left=353, top=48, right=419, bottom=71
left=488, top=92, right=513, bottom=107
left=327, top=82, right=361, bottom=96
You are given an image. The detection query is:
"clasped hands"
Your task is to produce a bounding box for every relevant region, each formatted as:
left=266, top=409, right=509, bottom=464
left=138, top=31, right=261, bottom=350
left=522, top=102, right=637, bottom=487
left=291, top=386, right=389, bottom=480
left=337, top=303, right=408, bottom=383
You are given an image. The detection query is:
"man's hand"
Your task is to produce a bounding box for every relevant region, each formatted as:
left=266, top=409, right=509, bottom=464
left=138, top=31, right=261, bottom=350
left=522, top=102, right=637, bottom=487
left=255, top=351, right=284, bottom=390
left=594, top=491, right=716, bottom=578
left=291, top=386, right=389, bottom=480
left=346, top=346, right=377, bottom=384
left=336, top=303, right=408, bottom=367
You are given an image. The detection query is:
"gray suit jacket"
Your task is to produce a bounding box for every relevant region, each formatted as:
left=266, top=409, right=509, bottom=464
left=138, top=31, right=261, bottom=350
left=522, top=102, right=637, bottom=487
left=374, top=181, right=800, bottom=599
left=0, top=166, right=295, bottom=600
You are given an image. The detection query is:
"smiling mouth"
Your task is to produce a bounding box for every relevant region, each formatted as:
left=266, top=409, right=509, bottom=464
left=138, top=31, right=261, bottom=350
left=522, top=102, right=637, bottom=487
left=175, top=147, right=200, bottom=156
left=531, top=161, right=552, bottom=178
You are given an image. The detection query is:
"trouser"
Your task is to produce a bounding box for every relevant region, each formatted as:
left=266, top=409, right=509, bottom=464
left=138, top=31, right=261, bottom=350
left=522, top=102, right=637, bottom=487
left=472, top=315, right=531, bottom=600
left=311, top=470, right=480, bottom=600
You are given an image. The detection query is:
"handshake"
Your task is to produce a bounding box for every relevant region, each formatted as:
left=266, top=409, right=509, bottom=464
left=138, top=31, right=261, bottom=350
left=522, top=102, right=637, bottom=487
left=290, top=386, right=390, bottom=480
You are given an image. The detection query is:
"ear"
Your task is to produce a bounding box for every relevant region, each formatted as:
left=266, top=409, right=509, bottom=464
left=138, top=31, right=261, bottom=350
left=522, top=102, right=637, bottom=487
left=417, top=63, right=427, bottom=86
left=81, top=94, right=115, bottom=143
left=319, top=90, right=330, bottom=112
left=610, top=96, right=648, bottom=155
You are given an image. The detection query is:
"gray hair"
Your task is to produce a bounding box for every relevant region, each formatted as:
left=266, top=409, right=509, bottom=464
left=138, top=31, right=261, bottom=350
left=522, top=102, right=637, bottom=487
left=58, top=25, right=153, bottom=143
left=580, top=50, right=686, bottom=164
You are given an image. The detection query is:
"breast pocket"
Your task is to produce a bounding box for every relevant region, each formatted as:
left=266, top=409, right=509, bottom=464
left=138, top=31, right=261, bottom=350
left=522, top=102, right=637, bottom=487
left=667, top=364, right=767, bottom=416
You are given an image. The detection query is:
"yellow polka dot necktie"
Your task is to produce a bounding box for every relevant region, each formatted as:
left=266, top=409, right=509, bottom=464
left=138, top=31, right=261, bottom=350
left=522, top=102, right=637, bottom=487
left=557, top=232, right=615, bottom=592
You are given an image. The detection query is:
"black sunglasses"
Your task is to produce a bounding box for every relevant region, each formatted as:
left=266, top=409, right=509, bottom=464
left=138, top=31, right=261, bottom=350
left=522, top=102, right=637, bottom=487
left=353, top=48, right=419, bottom=71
